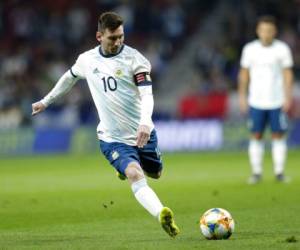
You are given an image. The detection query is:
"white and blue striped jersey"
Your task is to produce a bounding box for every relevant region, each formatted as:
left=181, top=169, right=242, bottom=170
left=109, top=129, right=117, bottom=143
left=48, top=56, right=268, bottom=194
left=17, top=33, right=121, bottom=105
left=71, top=45, right=154, bottom=145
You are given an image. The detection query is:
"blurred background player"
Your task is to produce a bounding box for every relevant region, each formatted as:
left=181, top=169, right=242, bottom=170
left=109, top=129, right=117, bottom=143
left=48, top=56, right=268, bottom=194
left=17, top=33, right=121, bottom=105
left=238, top=15, right=294, bottom=184
left=31, top=11, right=179, bottom=237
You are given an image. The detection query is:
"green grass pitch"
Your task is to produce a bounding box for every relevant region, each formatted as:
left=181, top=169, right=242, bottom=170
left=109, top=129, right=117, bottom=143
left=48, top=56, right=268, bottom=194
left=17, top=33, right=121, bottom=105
left=0, top=150, right=299, bottom=249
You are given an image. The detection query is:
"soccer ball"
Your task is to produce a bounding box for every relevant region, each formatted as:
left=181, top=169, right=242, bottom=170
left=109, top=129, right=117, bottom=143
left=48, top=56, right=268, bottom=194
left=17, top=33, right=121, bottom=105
left=199, top=208, right=235, bottom=240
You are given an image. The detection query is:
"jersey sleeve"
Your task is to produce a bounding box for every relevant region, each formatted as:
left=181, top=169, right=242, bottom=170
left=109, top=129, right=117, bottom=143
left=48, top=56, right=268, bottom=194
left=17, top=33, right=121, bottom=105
left=40, top=71, right=79, bottom=107
left=132, top=50, right=151, bottom=74
left=281, top=44, right=293, bottom=68
left=240, top=45, right=251, bottom=68
left=70, top=54, right=86, bottom=78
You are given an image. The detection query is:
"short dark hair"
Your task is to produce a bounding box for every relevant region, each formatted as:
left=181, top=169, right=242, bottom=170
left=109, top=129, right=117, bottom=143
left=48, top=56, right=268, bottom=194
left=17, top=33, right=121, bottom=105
left=98, top=12, right=123, bottom=32
left=256, top=15, right=277, bottom=27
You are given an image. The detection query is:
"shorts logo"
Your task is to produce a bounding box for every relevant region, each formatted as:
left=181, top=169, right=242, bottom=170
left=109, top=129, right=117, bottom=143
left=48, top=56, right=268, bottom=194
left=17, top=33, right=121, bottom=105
left=112, top=151, right=119, bottom=160
left=279, top=112, right=288, bottom=130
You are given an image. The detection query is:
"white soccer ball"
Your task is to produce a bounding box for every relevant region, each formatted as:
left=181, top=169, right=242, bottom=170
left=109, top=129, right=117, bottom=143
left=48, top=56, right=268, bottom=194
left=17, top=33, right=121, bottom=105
left=199, top=208, right=235, bottom=240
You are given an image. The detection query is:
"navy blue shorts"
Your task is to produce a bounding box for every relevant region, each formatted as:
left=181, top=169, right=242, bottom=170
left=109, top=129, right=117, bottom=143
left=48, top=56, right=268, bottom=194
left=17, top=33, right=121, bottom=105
left=99, top=130, right=163, bottom=175
left=248, top=106, right=288, bottom=134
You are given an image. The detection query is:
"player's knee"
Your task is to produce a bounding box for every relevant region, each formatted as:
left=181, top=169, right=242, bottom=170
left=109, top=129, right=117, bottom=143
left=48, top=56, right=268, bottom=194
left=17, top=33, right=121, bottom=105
left=272, top=133, right=284, bottom=139
left=252, top=133, right=263, bottom=140
left=125, top=163, right=144, bottom=182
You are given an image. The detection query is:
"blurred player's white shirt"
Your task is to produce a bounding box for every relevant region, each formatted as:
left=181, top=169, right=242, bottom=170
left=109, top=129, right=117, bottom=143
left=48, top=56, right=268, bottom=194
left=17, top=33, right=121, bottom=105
left=240, top=39, right=293, bottom=109
left=71, top=45, right=154, bottom=145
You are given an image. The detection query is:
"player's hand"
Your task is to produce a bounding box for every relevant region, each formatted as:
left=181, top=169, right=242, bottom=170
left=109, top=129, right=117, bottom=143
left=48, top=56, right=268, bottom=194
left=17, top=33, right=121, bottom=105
left=239, top=97, right=248, bottom=115
left=282, top=99, right=292, bottom=113
left=136, top=125, right=150, bottom=148
left=32, top=101, right=46, bottom=116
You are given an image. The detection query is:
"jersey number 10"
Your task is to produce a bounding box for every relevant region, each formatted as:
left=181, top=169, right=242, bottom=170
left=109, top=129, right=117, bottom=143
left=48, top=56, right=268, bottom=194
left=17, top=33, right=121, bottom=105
left=101, top=76, right=117, bottom=92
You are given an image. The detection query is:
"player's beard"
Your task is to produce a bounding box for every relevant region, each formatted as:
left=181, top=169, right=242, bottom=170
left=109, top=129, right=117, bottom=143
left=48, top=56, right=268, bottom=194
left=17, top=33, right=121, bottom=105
left=111, top=46, right=120, bottom=54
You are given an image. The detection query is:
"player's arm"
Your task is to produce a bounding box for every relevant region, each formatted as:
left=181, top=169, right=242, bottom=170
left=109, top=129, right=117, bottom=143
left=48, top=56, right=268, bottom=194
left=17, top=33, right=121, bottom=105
left=238, top=67, right=250, bottom=114
left=135, top=72, right=153, bottom=148
left=32, top=70, right=78, bottom=116
left=282, top=67, right=294, bottom=112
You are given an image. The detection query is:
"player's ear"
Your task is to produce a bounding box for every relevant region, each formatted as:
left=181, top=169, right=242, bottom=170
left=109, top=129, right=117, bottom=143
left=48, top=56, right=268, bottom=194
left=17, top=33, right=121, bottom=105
left=96, top=31, right=102, bottom=43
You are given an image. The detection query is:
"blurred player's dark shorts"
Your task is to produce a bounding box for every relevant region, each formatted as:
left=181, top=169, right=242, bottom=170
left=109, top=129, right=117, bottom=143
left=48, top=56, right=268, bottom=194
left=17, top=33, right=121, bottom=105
left=248, top=106, right=288, bottom=133
left=99, top=130, right=163, bottom=175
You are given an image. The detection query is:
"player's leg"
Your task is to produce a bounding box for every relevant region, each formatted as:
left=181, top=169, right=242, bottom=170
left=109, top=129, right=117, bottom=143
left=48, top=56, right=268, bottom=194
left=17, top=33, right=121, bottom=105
left=126, top=162, right=179, bottom=237
left=269, top=108, right=289, bottom=182
left=99, top=140, right=178, bottom=237
left=248, top=107, right=267, bottom=184
left=99, top=140, right=163, bottom=217
left=125, top=161, right=164, bottom=219
left=119, top=167, right=161, bottom=180
left=138, top=130, right=180, bottom=237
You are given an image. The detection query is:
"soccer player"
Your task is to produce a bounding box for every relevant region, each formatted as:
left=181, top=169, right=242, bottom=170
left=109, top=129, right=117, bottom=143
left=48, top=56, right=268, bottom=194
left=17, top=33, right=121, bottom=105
left=238, top=16, right=294, bottom=184
left=31, top=12, right=180, bottom=237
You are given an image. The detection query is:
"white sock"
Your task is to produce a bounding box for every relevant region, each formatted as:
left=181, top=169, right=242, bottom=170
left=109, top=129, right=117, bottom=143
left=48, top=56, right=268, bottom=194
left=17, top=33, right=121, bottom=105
left=131, top=178, right=163, bottom=219
left=248, top=139, right=264, bottom=175
left=272, top=138, right=287, bottom=175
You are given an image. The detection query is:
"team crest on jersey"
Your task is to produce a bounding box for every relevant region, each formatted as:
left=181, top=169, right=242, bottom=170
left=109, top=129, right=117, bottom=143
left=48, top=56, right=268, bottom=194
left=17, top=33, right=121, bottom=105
left=115, top=69, right=123, bottom=77
left=112, top=151, right=119, bottom=160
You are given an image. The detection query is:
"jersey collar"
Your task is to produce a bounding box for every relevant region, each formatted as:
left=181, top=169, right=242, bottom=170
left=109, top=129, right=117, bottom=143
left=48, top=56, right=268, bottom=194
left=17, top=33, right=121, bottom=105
left=99, top=45, right=124, bottom=58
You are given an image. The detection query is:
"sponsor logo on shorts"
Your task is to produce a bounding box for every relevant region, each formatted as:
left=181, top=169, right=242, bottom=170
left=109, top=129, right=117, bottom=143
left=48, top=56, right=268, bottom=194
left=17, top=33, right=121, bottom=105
left=112, top=151, right=119, bottom=160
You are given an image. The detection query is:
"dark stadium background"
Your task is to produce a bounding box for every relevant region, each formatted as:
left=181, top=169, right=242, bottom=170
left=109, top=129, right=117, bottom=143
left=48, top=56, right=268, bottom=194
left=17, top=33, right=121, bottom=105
left=0, top=0, right=300, bottom=154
